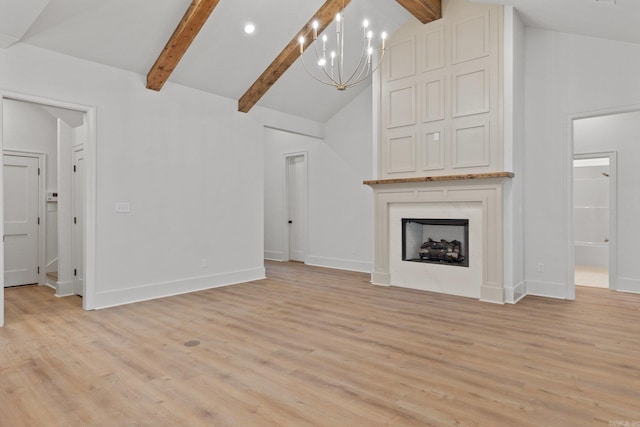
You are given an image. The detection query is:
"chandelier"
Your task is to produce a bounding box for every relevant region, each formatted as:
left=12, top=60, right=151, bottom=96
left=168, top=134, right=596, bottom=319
left=298, top=10, right=387, bottom=91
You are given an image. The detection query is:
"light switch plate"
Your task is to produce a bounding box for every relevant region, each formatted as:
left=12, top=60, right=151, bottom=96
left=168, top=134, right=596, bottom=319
left=115, top=202, right=130, bottom=213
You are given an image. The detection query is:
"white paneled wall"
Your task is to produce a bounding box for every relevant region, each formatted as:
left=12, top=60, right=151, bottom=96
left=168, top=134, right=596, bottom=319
left=379, top=0, right=503, bottom=178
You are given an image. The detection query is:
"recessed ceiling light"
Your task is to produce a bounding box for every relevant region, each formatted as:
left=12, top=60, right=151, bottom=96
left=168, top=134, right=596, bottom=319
left=594, top=0, right=615, bottom=5
left=244, top=23, right=256, bottom=34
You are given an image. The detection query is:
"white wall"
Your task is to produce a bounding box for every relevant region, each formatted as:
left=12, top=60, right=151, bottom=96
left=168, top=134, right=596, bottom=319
left=524, top=29, right=640, bottom=297
left=264, top=87, right=374, bottom=272
left=574, top=112, right=640, bottom=292
left=0, top=43, right=320, bottom=313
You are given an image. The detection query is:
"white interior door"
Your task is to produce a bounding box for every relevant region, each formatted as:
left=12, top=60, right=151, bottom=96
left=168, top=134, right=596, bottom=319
left=287, top=155, right=306, bottom=262
left=72, top=146, right=84, bottom=296
left=3, top=154, right=40, bottom=287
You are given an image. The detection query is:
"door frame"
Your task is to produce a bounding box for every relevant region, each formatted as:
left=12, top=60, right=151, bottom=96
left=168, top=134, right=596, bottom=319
left=572, top=151, right=617, bottom=291
left=72, top=144, right=84, bottom=296
left=283, top=151, right=307, bottom=262
left=2, top=149, right=46, bottom=288
left=0, top=91, right=97, bottom=324
left=566, top=104, right=639, bottom=299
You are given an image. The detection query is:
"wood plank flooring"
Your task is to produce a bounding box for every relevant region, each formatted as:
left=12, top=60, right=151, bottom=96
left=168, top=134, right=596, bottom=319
left=1, top=261, right=639, bottom=426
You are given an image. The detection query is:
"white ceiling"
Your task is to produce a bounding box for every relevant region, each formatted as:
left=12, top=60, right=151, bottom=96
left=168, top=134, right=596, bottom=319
left=0, top=0, right=49, bottom=48
left=1, top=0, right=639, bottom=122
left=471, top=0, right=640, bottom=45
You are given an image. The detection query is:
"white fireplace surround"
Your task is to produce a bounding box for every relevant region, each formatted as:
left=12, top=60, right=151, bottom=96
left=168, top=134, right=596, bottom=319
left=366, top=176, right=511, bottom=304
left=390, top=202, right=482, bottom=298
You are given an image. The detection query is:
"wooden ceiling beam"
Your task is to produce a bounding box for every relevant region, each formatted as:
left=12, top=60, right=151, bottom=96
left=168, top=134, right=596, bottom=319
left=395, top=0, right=441, bottom=24
left=147, top=0, right=220, bottom=91
left=237, top=0, right=351, bottom=114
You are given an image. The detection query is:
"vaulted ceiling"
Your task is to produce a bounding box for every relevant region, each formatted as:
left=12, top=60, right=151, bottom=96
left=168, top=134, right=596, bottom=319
left=1, top=0, right=639, bottom=122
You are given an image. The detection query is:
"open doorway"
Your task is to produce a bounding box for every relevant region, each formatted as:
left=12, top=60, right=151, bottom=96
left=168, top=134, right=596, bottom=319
left=1, top=92, right=96, bottom=326
left=263, top=126, right=314, bottom=265
left=573, top=153, right=616, bottom=289
left=567, top=107, right=640, bottom=298
left=2, top=99, right=85, bottom=297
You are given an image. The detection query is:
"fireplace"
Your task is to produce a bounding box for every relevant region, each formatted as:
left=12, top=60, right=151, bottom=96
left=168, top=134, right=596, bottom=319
left=364, top=173, right=514, bottom=303
left=402, top=218, right=469, bottom=267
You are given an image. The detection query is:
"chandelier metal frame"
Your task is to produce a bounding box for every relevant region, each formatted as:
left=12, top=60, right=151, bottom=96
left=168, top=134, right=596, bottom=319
left=298, top=10, right=387, bottom=91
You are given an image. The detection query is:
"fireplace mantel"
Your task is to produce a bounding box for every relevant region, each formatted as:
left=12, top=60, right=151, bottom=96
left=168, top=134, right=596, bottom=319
left=364, top=172, right=514, bottom=186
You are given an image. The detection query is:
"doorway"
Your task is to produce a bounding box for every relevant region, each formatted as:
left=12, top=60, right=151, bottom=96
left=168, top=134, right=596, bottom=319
left=1, top=92, right=97, bottom=326
left=573, top=153, right=616, bottom=289
left=568, top=106, right=634, bottom=299
left=285, top=153, right=307, bottom=262
left=2, top=100, right=84, bottom=299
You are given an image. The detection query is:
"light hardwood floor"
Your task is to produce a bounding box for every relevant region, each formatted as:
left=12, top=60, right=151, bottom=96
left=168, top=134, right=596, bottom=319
left=1, top=261, right=639, bottom=426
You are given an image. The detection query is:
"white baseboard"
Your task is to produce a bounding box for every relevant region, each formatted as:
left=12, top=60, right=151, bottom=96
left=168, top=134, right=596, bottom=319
left=264, top=251, right=285, bottom=261
left=55, top=281, right=74, bottom=297
left=504, top=281, right=526, bottom=304
left=616, top=277, right=640, bottom=294
left=305, top=255, right=372, bottom=273
left=94, top=267, right=266, bottom=309
left=526, top=280, right=568, bottom=299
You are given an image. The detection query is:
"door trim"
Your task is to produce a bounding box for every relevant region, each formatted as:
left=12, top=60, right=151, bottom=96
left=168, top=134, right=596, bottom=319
left=72, top=145, right=84, bottom=296
left=2, top=150, right=46, bottom=288
left=283, top=151, right=307, bottom=263
left=1, top=91, right=97, bottom=321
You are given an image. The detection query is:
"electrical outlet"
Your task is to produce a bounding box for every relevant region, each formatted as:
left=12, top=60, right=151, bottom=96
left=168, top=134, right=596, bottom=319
left=201, top=259, right=207, bottom=269
left=537, top=263, right=544, bottom=272
left=351, top=247, right=357, bottom=255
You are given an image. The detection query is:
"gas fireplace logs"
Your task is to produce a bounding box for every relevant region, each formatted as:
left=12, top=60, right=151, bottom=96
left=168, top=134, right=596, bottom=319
left=419, top=238, right=464, bottom=263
